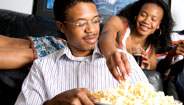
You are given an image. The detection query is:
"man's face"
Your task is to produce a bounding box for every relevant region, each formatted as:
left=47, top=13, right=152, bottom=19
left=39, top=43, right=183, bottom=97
left=57, top=2, right=100, bottom=57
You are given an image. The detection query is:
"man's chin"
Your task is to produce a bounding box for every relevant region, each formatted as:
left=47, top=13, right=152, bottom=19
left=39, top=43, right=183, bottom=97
left=86, top=44, right=96, bottom=50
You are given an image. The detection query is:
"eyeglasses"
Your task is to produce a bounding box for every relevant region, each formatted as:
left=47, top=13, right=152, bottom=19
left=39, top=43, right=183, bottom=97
left=63, top=17, right=104, bottom=27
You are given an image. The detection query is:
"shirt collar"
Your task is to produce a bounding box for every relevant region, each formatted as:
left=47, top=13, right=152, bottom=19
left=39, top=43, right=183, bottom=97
left=56, top=42, right=104, bottom=62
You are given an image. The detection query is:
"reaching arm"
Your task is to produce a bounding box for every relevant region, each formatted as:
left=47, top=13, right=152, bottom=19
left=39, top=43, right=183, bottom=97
left=99, top=16, right=131, bottom=83
left=99, top=16, right=124, bottom=58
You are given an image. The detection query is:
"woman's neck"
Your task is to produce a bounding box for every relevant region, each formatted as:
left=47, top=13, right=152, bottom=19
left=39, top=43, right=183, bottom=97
left=129, top=28, right=149, bottom=50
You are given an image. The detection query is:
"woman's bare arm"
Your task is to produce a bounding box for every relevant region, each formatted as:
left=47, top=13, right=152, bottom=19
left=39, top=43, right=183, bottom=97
left=98, top=16, right=131, bottom=82
left=99, top=16, right=125, bottom=58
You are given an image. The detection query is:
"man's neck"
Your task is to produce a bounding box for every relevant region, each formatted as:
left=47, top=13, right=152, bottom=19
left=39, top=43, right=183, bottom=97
left=72, top=50, right=93, bottom=57
left=68, top=46, right=94, bottom=57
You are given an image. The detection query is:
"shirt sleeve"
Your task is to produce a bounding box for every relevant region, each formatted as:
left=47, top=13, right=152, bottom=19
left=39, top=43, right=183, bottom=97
left=15, top=60, right=47, bottom=105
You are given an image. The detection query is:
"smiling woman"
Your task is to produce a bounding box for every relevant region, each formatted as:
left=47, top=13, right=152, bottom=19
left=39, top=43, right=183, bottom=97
left=98, top=0, right=174, bottom=80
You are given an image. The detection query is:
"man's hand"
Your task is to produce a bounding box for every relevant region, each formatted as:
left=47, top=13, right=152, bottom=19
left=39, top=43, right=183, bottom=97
left=44, top=88, right=99, bottom=105
left=167, top=42, right=184, bottom=59
left=106, top=50, right=131, bottom=83
left=174, top=42, right=184, bottom=56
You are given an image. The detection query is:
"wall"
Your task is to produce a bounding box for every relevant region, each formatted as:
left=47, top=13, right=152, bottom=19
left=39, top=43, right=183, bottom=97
left=171, top=0, right=184, bottom=31
left=0, top=0, right=34, bottom=14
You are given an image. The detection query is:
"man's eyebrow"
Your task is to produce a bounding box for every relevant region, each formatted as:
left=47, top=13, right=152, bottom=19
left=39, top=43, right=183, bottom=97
left=74, top=15, right=100, bottom=21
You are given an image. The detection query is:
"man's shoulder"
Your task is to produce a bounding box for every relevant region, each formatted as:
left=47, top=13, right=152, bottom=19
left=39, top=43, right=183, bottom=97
left=34, top=50, right=63, bottom=64
left=31, top=50, right=63, bottom=74
left=170, top=32, right=184, bottom=42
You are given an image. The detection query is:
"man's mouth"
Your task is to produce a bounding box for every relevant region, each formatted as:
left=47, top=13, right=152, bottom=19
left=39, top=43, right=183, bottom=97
left=83, top=35, right=97, bottom=44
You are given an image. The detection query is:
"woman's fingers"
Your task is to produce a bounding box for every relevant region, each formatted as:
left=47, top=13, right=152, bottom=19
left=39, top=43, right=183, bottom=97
left=106, top=50, right=131, bottom=83
left=107, top=56, right=122, bottom=82
left=120, top=52, right=131, bottom=77
left=141, top=52, right=150, bottom=69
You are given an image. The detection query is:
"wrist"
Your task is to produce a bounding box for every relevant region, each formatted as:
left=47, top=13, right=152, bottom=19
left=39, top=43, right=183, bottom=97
left=43, top=100, right=53, bottom=105
left=103, top=49, right=116, bottom=59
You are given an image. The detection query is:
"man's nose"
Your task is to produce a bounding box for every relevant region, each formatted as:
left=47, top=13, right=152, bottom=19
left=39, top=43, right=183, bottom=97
left=85, top=22, right=96, bottom=33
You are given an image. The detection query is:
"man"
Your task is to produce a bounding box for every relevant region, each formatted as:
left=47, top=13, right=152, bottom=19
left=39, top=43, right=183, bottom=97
left=15, top=0, right=148, bottom=104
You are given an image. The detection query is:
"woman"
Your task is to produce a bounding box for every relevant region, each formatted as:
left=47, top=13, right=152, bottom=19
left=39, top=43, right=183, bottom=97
left=99, top=0, right=174, bottom=80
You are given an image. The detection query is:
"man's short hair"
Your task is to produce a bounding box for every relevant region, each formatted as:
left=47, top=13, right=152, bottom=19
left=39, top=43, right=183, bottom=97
left=54, top=0, right=95, bottom=22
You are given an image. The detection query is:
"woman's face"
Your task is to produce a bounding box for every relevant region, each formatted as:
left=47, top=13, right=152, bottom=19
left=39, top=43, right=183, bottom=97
left=136, top=3, right=163, bottom=36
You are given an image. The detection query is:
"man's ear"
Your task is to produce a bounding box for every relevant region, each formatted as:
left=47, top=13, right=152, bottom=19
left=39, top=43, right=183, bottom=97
left=56, top=21, right=65, bottom=33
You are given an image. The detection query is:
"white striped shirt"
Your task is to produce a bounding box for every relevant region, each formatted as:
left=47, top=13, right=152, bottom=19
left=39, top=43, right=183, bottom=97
left=15, top=43, right=148, bottom=105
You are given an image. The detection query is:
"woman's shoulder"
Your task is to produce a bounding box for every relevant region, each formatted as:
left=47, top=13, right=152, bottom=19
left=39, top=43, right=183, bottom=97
left=105, top=16, right=129, bottom=31
left=107, top=16, right=128, bottom=24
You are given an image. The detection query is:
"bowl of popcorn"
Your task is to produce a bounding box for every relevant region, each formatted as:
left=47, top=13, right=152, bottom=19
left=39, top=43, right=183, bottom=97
left=91, top=81, right=183, bottom=105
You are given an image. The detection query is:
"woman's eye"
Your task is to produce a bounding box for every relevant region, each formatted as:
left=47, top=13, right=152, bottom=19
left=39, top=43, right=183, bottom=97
left=140, top=13, right=147, bottom=17
left=152, top=18, right=157, bottom=22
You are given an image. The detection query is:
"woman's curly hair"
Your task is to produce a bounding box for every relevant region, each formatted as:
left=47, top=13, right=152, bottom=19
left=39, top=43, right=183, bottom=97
left=117, top=0, right=175, bottom=52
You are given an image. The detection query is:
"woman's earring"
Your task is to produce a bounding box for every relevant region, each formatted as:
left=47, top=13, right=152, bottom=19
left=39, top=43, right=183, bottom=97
left=159, top=29, right=162, bottom=36
left=134, top=16, right=137, bottom=22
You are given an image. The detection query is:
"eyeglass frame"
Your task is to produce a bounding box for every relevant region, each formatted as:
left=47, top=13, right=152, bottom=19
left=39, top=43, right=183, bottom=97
left=63, top=16, right=104, bottom=27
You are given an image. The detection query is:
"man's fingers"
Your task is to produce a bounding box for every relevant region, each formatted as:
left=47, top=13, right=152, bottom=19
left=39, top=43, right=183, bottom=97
left=87, top=92, right=100, bottom=103
left=180, top=48, right=184, bottom=54
left=177, top=48, right=184, bottom=55
left=71, top=98, right=82, bottom=105
left=84, top=88, right=100, bottom=103
left=76, top=88, right=94, bottom=105
left=88, top=95, right=99, bottom=103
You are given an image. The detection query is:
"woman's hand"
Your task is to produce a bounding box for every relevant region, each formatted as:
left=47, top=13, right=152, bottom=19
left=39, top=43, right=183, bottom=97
left=106, top=49, right=131, bottom=83
left=141, top=50, right=151, bottom=70
left=98, top=16, right=131, bottom=83
left=44, top=88, right=99, bottom=105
